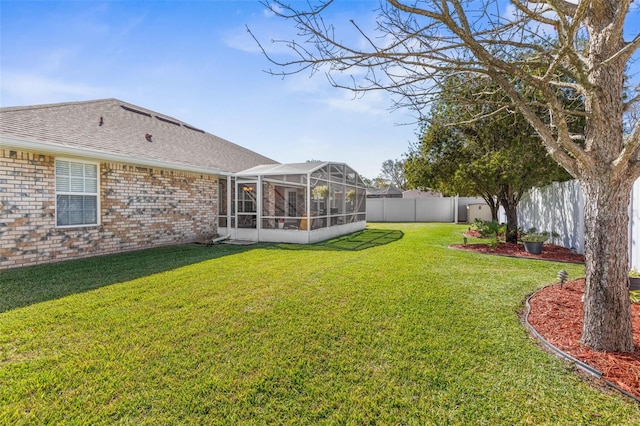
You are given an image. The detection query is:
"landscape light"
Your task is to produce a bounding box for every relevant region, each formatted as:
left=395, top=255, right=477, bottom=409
left=557, top=270, right=568, bottom=288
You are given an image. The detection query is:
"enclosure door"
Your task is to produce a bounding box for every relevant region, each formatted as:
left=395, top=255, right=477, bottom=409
left=237, top=182, right=257, bottom=229
left=285, top=189, right=298, bottom=217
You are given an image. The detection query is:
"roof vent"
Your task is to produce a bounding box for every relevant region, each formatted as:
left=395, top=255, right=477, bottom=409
left=121, top=105, right=152, bottom=117
left=184, top=124, right=205, bottom=133
left=155, top=115, right=181, bottom=126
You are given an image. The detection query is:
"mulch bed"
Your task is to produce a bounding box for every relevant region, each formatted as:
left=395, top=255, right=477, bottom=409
left=450, top=241, right=585, bottom=263
left=528, top=279, right=640, bottom=400
left=454, top=235, right=639, bottom=400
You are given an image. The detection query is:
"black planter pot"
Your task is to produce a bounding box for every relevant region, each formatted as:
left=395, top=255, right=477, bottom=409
left=523, top=241, right=543, bottom=255
left=630, top=277, right=640, bottom=291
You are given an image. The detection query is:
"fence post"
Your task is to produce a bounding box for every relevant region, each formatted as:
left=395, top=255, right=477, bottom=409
left=454, top=195, right=459, bottom=224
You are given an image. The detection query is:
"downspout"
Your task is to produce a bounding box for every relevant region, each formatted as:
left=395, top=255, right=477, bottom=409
left=307, top=174, right=312, bottom=243
left=227, top=176, right=232, bottom=235
left=257, top=175, right=263, bottom=239
left=234, top=179, right=239, bottom=237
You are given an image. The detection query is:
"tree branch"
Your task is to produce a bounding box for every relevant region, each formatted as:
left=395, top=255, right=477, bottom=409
left=613, top=116, right=640, bottom=180
left=529, top=0, right=578, bottom=16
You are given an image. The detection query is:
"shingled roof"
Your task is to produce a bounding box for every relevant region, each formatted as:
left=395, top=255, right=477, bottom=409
left=0, top=99, right=278, bottom=174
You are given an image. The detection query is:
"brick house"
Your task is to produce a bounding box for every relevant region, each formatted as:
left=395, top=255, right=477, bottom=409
left=0, top=99, right=366, bottom=269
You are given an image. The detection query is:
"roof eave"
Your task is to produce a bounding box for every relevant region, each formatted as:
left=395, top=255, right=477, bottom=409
left=1, top=135, right=231, bottom=176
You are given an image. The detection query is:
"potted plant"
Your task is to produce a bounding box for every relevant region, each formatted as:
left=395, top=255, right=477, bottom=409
left=521, top=228, right=551, bottom=255
left=277, top=218, right=285, bottom=229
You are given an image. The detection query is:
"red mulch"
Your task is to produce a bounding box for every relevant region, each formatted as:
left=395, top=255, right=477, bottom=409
left=528, top=279, right=640, bottom=400
left=451, top=241, right=585, bottom=263
left=454, top=236, right=639, bottom=400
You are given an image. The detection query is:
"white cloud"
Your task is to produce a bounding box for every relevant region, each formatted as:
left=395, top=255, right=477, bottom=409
left=280, top=71, right=329, bottom=94
left=0, top=72, right=107, bottom=106
left=319, top=90, right=390, bottom=116
left=502, top=2, right=556, bottom=36
left=224, top=20, right=304, bottom=57
left=117, top=14, right=146, bottom=39
left=222, top=25, right=264, bottom=54
left=41, top=48, right=77, bottom=72
left=277, top=68, right=393, bottom=116
left=263, top=3, right=283, bottom=18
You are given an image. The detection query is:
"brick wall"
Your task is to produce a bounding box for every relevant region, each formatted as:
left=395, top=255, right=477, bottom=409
left=0, top=149, right=218, bottom=269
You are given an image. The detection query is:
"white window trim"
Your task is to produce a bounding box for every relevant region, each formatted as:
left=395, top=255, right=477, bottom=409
left=55, top=157, right=101, bottom=228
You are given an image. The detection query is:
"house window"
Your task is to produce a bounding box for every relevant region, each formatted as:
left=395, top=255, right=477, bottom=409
left=55, top=159, right=99, bottom=227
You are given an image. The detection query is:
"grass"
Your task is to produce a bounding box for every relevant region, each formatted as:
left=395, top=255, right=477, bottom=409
left=0, top=223, right=637, bottom=424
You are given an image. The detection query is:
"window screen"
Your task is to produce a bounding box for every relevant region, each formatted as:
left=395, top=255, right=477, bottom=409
left=55, top=159, right=99, bottom=227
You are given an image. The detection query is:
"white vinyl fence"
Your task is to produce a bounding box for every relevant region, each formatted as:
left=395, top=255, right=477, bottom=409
left=517, top=179, right=640, bottom=269
left=517, top=180, right=585, bottom=254
left=369, top=180, right=640, bottom=269
left=366, top=197, right=490, bottom=223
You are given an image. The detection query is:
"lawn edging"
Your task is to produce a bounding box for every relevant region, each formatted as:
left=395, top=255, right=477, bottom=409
left=523, top=284, right=640, bottom=404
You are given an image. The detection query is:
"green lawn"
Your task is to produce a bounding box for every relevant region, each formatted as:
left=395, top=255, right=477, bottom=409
left=1, top=223, right=637, bottom=424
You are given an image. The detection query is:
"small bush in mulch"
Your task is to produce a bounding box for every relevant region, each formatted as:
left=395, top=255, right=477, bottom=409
left=471, top=220, right=505, bottom=238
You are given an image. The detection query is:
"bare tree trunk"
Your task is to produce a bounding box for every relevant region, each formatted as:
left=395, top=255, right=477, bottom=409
left=578, top=5, right=635, bottom=353
left=580, top=177, right=635, bottom=353
left=501, top=202, right=518, bottom=244
left=498, top=188, right=519, bottom=244
left=487, top=200, right=499, bottom=222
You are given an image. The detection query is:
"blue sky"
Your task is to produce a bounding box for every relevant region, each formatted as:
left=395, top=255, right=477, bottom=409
left=2, top=1, right=639, bottom=179
left=1, top=0, right=418, bottom=179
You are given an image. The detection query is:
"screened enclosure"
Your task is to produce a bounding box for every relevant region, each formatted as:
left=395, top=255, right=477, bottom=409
left=218, top=162, right=367, bottom=243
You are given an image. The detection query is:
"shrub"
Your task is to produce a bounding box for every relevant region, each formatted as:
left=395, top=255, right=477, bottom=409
left=473, top=219, right=505, bottom=239
left=521, top=228, right=560, bottom=243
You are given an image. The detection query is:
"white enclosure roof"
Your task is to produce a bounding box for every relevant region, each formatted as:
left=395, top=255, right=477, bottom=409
left=236, top=162, right=330, bottom=176
left=236, top=161, right=367, bottom=188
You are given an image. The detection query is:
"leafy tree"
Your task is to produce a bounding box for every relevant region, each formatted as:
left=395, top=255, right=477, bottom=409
left=370, top=176, right=391, bottom=188
left=406, top=75, right=572, bottom=242
left=360, top=176, right=375, bottom=188
left=252, top=0, right=640, bottom=352
left=380, top=158, right=408, bottom=189
left=406, top=121, right=501, bottom=220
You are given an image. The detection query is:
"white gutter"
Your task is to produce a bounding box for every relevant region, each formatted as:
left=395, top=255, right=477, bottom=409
left=1, top=134, right=232, bottom=176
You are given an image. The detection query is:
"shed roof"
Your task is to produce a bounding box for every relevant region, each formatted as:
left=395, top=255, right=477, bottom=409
left=0, top=99, right=278, bottom=174
left=366, top=187, right=404, bottom=197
